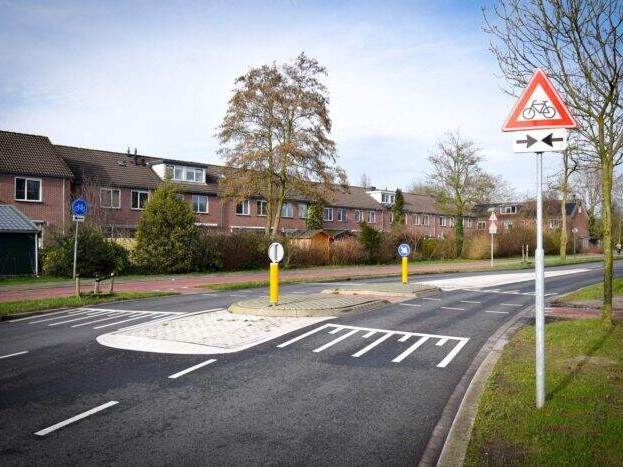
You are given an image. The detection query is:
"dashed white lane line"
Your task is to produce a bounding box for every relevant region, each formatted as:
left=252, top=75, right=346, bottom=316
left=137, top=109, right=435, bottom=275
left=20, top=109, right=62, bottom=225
left=500, top=303, right=523, bottom=307
left=399, top=303, right=421, bottom=308
left=486, top=310, right=510, bottom=314
left=168, top=359, right=217, bottom=379
left=313, top=329, right=359, bottom=353
left=34, top=401, right=119, bottom=436
left=422, top=297, right=441, bottom=301
left=440, top=307, right=464, bottom=311
left=0, top=351, right=29, bottom=359
left=460, top=300, right=481, bottom=304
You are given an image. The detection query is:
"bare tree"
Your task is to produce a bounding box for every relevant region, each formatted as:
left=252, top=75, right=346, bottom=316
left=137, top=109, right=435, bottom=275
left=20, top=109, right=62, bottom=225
left=428, top=130, right=495, bottom=256
left=575, top=166, right=602, bottom=237
left=217, top=53, right=347, bottom=238
left=406, top=179, right=435, bottom=195
left=359, top=173, right=372, bottom=189
left=478, top=174, right=517, bottom=203
left=484, top=0, right=623, bottom=324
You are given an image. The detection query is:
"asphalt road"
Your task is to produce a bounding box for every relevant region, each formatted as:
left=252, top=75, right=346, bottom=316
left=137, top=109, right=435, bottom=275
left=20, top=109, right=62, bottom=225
left=1, top=262, right=620, bottom=466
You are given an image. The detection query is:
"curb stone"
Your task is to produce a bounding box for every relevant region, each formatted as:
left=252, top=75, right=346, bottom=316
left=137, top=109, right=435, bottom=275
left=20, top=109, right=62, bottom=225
left=418, top=307, right=531, bottom=467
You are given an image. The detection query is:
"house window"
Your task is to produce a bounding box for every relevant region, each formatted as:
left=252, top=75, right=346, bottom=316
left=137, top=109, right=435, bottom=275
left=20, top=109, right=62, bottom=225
left=449, top=217, right=455, bottom=227
left=337, top=208, right=347, bottom=222
left=477, top=220, right=486, bottom=230
left=172, top=165, right=205, bottom=183
left=323, top=207, right=333, bottom=221
left=257, top=200, right=268, bottom=216
left=236, top=200, right=250, bottom=215
left=298, top=203, right=308, bottom=219
left=100, top=188, right=120, bottom=209
left=440, top=216, right=448, bottom=227
left=281, top=202, right=294, bottom=218
left=131, top=190, right=149, bottom=210
left=354, top=210, right=363, bottom=222
left=413, top=214, right=421, bottom=226
left=422, top=214, right=430, bottom=226
left=381, top=193, right=395, bottom=204
left=465, top=218, right=473, bottom=228
left=368, top=211, right=376, bottom=223
left=503, top=220, right=513, bottom=230
left=15, top=177, right=41, bottom=202
left=500, top=205, right=517, bottom=214
left=192, top=195, right=208, bottom=213
left=549, top=219, right=562, bottom=229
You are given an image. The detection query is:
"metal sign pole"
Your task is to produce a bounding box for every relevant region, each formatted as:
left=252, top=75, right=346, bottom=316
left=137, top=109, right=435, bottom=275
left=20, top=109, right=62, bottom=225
left=490, top=233, right=494, bottom=267
left=535, top=151, right=546, bottom=409
left=72, top=220, right=79, bottom=280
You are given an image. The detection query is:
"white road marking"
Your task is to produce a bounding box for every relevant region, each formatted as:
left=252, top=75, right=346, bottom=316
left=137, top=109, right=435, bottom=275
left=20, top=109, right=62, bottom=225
left=329, top=327, right=343, bottom=334
left=71, top=313, right=135, bottom=328
left=92, top=315, right=155, bottom=329
left=48, top=311, right=114, bottom=326
left=436, top=338, right=449, bottom=346
left=201, top=293, right=216, bottom=296
left=422, top=297, right=441, bottom=301
left=392, top=336, right=430, bottom=363
left=398, top=334, right=411, bottom=342
left=460, top=300, right=480, bottom=304
left=9, top=309, right=82, bottom=322
left=440, top=307, right=464, bottom=311
left=0, top=350, right=29, bottom=359
left=228, top=293, right=248, bottom=297
left=313, top=329, right=359, bottom=353
left=117, top=308, right=223, bottom=332
left=81, top=308, right=181, bottom=315
left=34, top=401, right=119, bottom=436
left=486, top=310, right=510, bottom=314
left=437, top=339, right=469, bottom=367
left=399, top=303, right=421, bottom=308
left=362, top=330, right=376, bottom=338
left=500, top=303, right=522, bottom=307
left=277, top=324, right=331, bottom=348
left=28, top=310, right=97, bottom=324
left=352, top=332, right=394, bottom=357
left=168, top=359, right=217, bottom=379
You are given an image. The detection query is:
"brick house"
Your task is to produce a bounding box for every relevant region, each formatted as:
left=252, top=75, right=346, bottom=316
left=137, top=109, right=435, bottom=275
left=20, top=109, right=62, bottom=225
left=0, top=131, right=74, bottom=240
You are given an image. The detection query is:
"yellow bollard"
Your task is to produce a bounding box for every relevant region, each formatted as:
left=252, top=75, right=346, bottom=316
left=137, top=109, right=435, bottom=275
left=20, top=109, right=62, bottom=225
left=269, top=262, right=279, bottom=305
left=401, top=256, right=408, bottom=284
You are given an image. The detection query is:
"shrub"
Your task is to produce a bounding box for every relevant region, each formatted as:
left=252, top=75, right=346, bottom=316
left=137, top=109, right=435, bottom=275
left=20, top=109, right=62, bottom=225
left=42, top=225, right=129, bottom=277
left=305, top=203, right=324, bottom=230
left=496, top=226, right=534, bottom=257
left=133, top=184, right=200, bottom=273
left=199, top=232, right=273, bottom=271
left=285, top=243, right=329, bottom=268
left=419, top=234, right=456, bottom=260
left=379, top=228, right=423, bottom=262
left=461, top=233, right=491, bottom=259
left=358, top=222, right=383, bottom=263
left=330, top=237, right=367, bottom=265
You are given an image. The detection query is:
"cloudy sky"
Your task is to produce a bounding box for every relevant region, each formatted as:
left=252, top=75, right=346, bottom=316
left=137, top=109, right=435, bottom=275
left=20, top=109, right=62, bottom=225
left=0, top=0, right=564, bottom=194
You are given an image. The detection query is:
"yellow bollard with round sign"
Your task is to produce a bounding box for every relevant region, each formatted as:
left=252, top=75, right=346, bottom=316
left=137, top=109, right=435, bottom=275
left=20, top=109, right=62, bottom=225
left=268, top=242, right=284, bottom=305
left=397, top=243, right=411, bottom=285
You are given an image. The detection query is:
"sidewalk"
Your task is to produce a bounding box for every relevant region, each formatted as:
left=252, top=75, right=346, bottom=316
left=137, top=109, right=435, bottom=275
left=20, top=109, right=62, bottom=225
left=0, top=255, right=602, bottom=303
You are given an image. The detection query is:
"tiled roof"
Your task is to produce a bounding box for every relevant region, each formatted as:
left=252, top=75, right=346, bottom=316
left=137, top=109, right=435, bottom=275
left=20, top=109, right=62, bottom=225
left=330, top=185, right=384, bottom=210
left=0, top=205, right=40, bottom=233
left=472, top=200, right=581, bottom=218
left=0, top=131, right=74, bottom=179
left=402, top=193, right=438, bottom=214
left=54, top=145, right=163, bottom=190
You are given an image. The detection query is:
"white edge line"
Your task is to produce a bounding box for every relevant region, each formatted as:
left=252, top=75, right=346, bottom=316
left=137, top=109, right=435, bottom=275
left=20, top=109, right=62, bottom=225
left=0, top=350, right=29, bottom=359
left=440, top=307, right=465, bottom=311
left=485, top=310, right=510, bottom=314
left=459, top=300, right=480, bottom=304
left=34, top=401, right=119, bottom=436
left=168, top=359, right=217, bottom=379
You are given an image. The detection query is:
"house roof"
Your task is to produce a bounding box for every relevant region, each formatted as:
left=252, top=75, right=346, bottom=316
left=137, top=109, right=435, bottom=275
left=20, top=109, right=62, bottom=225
left=330, top=185, right=384, bottom=210
left=402, top=193, right=438, bottom=214
left=0, top=205, right=40, bottom=233
left=0, top=131, right=74, bottom=179
left=55, top=145, right=163, bottom=190
left=472, top=200, right=581, bottom=218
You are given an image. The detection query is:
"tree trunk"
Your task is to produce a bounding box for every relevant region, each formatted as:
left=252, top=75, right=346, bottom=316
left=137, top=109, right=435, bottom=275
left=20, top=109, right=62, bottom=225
left=601, top=154, right=614, bottom=325
left=560, top=182, right=568, bottom=261
left=270, top=181, right=286, bottom=239
left=455, top=215, right=464, bottom=257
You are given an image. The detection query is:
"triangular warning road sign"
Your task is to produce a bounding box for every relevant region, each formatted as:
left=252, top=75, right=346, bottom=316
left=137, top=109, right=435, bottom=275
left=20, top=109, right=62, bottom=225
left=502, top=68, right=577, bottom=132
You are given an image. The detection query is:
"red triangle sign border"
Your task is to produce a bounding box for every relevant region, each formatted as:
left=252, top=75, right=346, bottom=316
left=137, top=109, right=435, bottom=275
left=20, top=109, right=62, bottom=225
left=502, top=68, right=577, bottom=132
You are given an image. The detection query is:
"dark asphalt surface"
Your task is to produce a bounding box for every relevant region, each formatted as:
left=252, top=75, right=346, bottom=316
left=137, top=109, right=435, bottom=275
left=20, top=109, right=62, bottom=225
left=0, top=262, right=620, bottom=466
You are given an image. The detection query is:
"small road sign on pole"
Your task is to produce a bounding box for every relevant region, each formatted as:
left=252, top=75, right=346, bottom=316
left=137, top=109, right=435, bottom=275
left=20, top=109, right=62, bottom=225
left=268, top=242, right=284, bottom=305
left=71, top=198, right=89, bottom=280
left=397, top=244, right=411, bottom=284
left=488, top=213, right=497, bottom=267
left=502, top=68, right=577, bottom=410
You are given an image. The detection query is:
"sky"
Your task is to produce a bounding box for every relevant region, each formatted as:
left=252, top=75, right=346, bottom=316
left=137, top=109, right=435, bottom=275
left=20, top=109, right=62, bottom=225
left=0, top=0, right=565, bottom=195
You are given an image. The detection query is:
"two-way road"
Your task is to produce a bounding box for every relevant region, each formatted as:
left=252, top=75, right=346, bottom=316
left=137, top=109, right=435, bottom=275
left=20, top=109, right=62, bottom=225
left=0, top=262, right=618, bottom=465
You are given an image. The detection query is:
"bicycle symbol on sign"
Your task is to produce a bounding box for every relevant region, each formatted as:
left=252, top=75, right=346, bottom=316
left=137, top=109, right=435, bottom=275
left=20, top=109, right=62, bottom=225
left=522, top=100, right=556, bottom=120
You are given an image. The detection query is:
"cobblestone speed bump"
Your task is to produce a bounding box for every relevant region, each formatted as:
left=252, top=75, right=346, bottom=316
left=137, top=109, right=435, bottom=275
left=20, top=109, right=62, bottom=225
left=323, top=282, right=440, bottom=298
left=229, top=294, right=387, bottom=317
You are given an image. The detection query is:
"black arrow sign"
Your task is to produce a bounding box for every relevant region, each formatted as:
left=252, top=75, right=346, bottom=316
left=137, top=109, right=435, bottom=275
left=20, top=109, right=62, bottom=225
left=516, top=133, right=565, bottom=148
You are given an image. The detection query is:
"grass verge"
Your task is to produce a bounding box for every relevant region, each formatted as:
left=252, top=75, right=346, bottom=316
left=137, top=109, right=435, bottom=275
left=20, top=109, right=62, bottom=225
left=465, top=319, right=623, bottom=466
left=0, top=291, right=177, bottom=317
left=559, top=277, right=623, bottom=302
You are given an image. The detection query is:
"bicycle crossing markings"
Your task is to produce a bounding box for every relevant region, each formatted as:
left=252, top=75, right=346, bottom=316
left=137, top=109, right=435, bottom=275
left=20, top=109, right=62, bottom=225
left=27, top=309, right=101, bottom=324
left=71, top=312, right=136, bottom=328
left=8, top=309, right=86, bottom=323
left=48, top=311, right=117, bottom=326
left=92, top=314, right=156, bottom=329
left=277, top=323, right=469, bottom=368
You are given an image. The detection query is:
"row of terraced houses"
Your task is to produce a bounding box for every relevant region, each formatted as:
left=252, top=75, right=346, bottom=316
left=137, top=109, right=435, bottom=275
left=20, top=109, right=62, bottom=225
left=0, top=130, right=590, bottom=245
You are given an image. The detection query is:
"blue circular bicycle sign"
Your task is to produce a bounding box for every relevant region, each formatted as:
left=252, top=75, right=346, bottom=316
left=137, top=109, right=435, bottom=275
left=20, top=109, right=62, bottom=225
left=71, top=197, right=88, bottom=216
left=397, top=243, right=411, bottom=257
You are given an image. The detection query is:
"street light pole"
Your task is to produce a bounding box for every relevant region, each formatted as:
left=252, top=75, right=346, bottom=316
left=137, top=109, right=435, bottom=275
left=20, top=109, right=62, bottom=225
left=535, top=152, right=545, bottom=409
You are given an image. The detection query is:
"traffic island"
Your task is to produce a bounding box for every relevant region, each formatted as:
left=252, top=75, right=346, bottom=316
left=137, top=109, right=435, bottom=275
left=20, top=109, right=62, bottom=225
left=228, top=293, right=387, bottom=317
left=322, top=282, right=440, bottom=298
